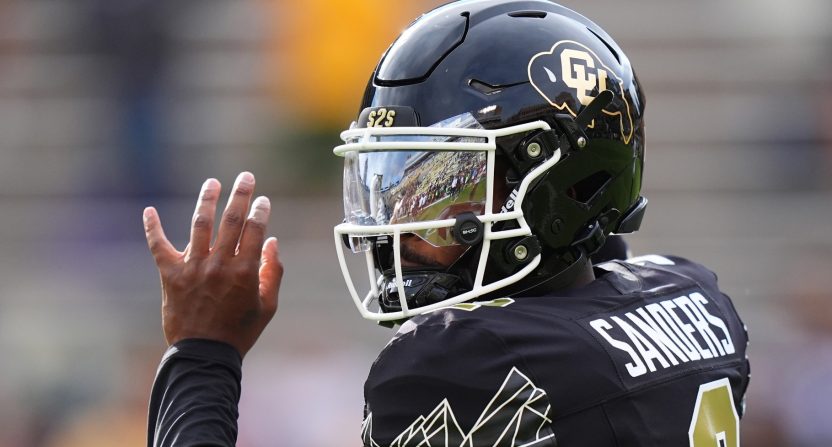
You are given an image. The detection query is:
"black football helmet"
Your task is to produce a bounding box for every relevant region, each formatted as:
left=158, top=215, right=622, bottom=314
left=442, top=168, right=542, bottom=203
left=334, top=0, right=646, bottom=322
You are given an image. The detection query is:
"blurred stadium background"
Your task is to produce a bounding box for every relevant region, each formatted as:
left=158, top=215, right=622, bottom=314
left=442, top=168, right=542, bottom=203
left=0, top=0, right=830, bottom=445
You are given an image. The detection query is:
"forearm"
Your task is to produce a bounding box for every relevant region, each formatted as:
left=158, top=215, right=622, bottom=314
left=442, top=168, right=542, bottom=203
left=147, top=339, right=242, bottom=447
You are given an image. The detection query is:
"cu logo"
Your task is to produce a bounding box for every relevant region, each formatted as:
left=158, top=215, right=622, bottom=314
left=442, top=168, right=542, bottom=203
left=561, top=48, right=609, bottom=106
left=528, top=40, right=634, bottom=144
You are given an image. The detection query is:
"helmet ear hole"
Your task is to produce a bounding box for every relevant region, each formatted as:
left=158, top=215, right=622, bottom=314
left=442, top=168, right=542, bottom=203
left=568, top=171, right=612, bottom=204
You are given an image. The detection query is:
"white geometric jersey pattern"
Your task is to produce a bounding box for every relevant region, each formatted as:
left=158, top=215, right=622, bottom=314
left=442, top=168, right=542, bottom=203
left=362, top=367, right=556, bottom=447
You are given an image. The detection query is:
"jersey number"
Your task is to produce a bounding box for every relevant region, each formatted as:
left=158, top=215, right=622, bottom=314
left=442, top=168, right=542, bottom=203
left=689, top=378, right=740, bottom=447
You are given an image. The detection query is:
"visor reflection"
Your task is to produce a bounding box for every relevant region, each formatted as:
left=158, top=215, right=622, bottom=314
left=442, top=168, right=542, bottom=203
left=344, top=150, right=487, bottom=246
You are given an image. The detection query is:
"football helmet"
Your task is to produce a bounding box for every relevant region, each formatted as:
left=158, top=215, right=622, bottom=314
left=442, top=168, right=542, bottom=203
left=334, top=0, right=646, bottom=322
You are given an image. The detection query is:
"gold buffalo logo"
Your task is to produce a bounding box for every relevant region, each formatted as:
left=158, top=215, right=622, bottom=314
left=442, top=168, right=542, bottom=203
left=528, top=40, right=634, bottom=144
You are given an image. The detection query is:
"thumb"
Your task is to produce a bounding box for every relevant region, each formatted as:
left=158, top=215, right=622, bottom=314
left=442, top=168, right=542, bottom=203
left=259, top=237, right=283, bottom=315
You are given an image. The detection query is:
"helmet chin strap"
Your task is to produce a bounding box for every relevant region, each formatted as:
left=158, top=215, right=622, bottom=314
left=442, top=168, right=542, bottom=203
left=377, top=241, right=595, bottom=321
left=377, top=240, right=481, bottom=316
left=491, top=250, right=593, bottom=299
left=505, top=218, right=607, bottom=295
left=378, top=270, right=467, bottom=313
left=378, top=231, right=599, bottom=315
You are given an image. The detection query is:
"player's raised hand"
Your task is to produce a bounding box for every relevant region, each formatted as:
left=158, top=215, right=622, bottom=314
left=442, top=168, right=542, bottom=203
left=143, top=172, right=283, bottom=358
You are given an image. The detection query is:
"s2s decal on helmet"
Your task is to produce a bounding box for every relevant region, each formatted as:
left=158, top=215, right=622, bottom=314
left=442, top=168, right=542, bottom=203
left=528, top=40, right=634, bottom=144
left=366, top=108, right=396, bottom=128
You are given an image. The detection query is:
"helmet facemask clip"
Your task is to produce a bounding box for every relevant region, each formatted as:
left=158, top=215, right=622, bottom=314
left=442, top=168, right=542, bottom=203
left=510, top=129, right=560, bottom=177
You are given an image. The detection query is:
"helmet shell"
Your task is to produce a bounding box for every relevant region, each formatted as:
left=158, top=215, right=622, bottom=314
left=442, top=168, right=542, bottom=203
left=343, top=0, right=648, bottom=313
left=362, top=0, right=645, bottom=252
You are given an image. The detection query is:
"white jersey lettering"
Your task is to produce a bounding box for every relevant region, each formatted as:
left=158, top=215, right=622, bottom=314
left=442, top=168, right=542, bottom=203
left=590, top=319, right=647, bottom=377
left=590, top=293, right=735, bottom=378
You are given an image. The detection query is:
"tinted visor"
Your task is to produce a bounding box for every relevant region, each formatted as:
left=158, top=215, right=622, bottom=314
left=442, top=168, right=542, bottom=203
left=344, top=149, right=487, bottom=247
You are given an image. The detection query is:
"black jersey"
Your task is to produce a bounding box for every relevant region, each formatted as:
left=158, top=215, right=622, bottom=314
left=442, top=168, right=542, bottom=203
left=147, top=339, right=242, bottom=447
left=362, top=255, right=750, bottom=447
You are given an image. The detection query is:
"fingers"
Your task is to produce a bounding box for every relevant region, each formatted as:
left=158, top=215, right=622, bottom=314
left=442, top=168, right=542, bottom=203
left=259, top=237, right=283, bottom=314
left=189, top=178, right=221, bottom=259
left=143, top=207, right=179, bottom=268
left=238, top=196, right=271, bottom=263
left=215, top=172, right=255, bottom=255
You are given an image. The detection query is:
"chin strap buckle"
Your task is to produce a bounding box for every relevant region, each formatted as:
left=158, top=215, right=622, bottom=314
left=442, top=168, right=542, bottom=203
left=571, top=220, right=605, bottom=256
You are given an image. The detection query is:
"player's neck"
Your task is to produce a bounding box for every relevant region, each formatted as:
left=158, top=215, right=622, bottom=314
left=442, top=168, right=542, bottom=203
left=570, top=260, right=596, bottom=288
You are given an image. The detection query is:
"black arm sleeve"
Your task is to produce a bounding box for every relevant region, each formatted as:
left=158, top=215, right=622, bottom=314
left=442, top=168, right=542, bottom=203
left=147, top=339, right=243, bottom=447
